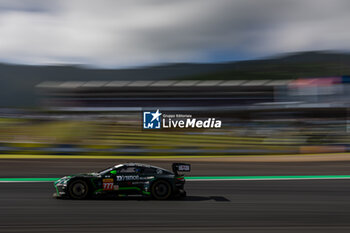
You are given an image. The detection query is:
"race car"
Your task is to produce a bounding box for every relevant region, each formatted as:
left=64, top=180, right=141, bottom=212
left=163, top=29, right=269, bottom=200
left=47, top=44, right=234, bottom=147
left=54, top=162, right=191, bottom=200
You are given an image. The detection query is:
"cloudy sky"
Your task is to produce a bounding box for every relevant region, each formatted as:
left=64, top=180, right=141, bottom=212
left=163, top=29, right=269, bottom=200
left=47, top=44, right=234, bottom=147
left=0, top=0, right=349, bottom=68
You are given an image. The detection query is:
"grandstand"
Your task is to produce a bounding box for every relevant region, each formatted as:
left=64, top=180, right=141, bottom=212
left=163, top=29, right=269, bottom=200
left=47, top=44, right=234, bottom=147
left=36, top=79, right=290, bottom=110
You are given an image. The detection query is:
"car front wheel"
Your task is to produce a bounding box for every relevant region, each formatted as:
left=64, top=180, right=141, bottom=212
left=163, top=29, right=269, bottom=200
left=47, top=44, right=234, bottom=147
left=68, top=180, right=89, bottom=199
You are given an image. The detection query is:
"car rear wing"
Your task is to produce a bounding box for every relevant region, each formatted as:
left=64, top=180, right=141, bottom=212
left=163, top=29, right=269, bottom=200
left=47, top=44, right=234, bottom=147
left=172, top=163, right=191, bottom=175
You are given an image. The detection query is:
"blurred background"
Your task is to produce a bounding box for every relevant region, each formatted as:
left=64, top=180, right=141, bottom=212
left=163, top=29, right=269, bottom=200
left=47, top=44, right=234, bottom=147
left=1, top=52, right=350, bottom=156
left=1, top=0, right=350, bottom=156
left=4, top=1, right=350, bottom=232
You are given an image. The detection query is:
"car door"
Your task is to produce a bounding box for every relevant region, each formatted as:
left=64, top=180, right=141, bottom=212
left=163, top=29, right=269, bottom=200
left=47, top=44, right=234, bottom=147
left=101, top=168, right=117, bottom=192
left=113, top=166, right=141, bottom=194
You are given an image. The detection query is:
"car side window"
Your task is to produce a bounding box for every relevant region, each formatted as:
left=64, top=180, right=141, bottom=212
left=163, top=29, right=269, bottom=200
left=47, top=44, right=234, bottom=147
left=141, top=167, right=157, bottom=175
left=119, top=166, right=138, bottom=174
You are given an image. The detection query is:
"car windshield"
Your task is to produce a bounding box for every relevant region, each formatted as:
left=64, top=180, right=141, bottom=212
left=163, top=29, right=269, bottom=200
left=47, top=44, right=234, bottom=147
left=98, top=164, right=123, bottom=175
left=98, top=167, right=113, bottom=175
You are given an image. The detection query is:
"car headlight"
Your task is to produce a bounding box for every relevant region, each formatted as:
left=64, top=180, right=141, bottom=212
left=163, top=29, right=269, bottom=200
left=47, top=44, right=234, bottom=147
left=56, top=176, right=70, bottom=185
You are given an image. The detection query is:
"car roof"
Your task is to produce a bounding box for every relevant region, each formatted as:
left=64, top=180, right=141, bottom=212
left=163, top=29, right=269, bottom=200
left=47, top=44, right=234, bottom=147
left=114, top=163, right=152, bottom=168
left=114, top=163, right=173, bottom=173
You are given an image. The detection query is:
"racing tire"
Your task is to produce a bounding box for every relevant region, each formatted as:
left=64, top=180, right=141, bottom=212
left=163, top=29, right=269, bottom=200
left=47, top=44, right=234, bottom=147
left=68, top=180, right=89, bottom=200
left=151, top=180, right=172, bottom=200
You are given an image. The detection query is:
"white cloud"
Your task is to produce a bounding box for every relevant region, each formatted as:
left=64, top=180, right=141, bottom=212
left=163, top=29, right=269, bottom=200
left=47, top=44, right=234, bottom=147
left=0, top=0, right=349, bottom=67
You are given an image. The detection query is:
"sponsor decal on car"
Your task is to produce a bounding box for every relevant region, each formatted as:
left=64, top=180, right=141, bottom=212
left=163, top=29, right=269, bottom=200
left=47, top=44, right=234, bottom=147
left=116, top=175, right=140, bottom=181
left=103, top=178, right=114, bottom=190
left=139, top=176, right=154, bottom=180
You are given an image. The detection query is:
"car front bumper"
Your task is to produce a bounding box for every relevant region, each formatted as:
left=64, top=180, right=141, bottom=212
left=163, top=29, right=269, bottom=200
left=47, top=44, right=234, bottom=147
left=53, top=183, right=68, bottom=198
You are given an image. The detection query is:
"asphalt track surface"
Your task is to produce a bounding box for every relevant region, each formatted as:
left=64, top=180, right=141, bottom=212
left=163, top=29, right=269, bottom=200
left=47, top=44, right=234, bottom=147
left=1, top=180, right=350, bottom=232
left=2, top=159, right=350, bottom=232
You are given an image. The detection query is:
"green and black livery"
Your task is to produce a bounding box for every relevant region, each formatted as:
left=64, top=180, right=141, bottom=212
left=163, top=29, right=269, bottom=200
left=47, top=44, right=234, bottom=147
left=54, top=163, right=190, bottom=200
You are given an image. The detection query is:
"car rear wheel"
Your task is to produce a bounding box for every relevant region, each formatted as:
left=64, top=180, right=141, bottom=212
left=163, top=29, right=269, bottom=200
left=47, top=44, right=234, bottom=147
left=68, top=180, right=89, bottom=199
left=151, top=180, right=172, bottom=200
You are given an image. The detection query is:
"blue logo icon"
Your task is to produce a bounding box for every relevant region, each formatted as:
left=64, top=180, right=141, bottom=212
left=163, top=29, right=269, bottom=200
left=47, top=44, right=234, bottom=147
left=143, top=109, right=162, bottom=129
